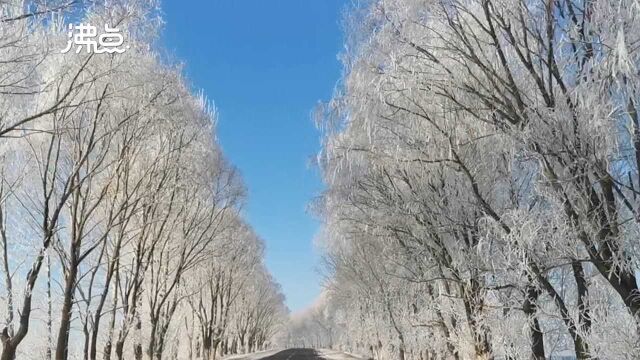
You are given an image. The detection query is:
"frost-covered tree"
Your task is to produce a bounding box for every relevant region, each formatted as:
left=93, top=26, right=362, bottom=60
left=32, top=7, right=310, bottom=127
left=316, top=0, right=640, bottom=359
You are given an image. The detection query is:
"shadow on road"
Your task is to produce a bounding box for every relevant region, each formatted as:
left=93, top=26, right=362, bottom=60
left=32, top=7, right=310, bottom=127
left=261, top=348, right=323, bottom=360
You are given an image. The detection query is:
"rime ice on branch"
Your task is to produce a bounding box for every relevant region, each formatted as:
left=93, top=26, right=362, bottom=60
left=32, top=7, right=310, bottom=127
left=315, top=0, right=640, bottom=359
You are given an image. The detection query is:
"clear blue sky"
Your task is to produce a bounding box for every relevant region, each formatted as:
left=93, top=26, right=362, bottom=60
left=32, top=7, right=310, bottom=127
left=161, top=1, right=345, bottom=312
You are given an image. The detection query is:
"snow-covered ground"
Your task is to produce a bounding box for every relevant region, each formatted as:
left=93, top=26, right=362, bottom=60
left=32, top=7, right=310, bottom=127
left=316, top=349, right=366, bottom=360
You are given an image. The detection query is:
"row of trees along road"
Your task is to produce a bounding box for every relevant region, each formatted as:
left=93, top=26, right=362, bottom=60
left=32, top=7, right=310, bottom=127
left=0, top=1, right=286, bottom=359
left=310, top=0, right=640, bottom=359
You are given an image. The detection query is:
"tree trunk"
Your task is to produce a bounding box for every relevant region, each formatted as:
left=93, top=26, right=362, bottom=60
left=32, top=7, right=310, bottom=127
left=55, top=250, right=79, bottom=360
left=115, top=339, right=125, bottom=360
left=522, top=284, right=545, bottom=360
left=0, top=343, right=16, bottom=360
left=572, top=261, right=591, bottom=360
left=102, top=271, right=119, bottom=360
left=47, top=253, right=53, bottom=360
left=462, top=284, right=492, bottom=359
left=0, top=245, right=51, bottom=360
left=134, top=315, right=143, bottom=360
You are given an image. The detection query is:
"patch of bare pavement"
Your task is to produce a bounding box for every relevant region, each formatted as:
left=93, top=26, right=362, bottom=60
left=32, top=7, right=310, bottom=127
left=227, top=348, right=364, bottom=360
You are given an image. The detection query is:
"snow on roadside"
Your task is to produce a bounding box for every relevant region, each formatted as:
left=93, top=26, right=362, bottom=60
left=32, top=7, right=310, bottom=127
left=316, top=349, right=366, bottom=360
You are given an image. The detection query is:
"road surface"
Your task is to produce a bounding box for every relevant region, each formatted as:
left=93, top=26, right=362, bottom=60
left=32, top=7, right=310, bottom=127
left=227, top=348, right=363, bottom=360
left=262, top=349, right=323, bottom=359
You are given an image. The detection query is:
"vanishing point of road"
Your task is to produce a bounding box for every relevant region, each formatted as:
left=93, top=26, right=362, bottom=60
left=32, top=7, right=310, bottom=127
left=230, top=348, right=363, bottom=360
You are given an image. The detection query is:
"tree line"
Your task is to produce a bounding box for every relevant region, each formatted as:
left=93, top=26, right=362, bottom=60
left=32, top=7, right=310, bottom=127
left=307, top=0, right=640, bottom=359
left=0, top=1, right=286, bottom=359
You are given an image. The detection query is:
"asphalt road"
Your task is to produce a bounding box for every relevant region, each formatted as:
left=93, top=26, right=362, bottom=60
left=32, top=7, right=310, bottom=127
left=259, top=349, right=343, bottom=360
